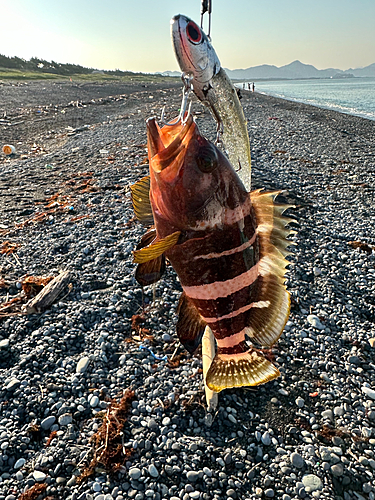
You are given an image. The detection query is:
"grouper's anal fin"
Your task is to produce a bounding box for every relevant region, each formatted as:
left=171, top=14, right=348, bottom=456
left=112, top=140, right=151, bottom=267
left=176, top=292, right=206, bottom=354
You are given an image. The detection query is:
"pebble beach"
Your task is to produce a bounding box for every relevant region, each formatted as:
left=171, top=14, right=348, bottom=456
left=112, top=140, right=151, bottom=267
left=0, top=80, right=375, bottom=500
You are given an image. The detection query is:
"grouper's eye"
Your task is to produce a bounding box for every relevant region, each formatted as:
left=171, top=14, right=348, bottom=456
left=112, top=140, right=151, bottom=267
left=197, top=147, right=218, bottom=173
left=186, top=21, right=202, bottom=44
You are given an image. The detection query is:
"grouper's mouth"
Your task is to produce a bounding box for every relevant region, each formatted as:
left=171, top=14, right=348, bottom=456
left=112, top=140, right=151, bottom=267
left=146, top=115, right=196, bottom=175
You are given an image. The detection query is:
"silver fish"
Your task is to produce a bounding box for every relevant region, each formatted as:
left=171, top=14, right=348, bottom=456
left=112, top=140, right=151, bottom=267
left=171, top=13, right=252, bottom=191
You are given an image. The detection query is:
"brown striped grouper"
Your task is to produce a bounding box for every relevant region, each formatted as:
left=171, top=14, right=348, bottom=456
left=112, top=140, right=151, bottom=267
left=131, top=115, right=295, bottom=393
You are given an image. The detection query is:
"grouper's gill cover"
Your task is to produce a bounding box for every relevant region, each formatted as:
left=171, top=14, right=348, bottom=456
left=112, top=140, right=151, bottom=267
left=132, top=116, right=294, bottom=392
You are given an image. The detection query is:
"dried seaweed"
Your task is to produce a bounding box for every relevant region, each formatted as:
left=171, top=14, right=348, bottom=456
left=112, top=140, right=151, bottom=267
left=0, top=241, right=20, bottom=254
left=317, top=424, right=368, bottom=443
left=45, top=430, right=57, bottom=447
left=348, top=240, right=374, bottom=254
left=17, top=483, right=47, bottom=500
left=22, top=275, right=54, bottom=298
left=15, top=193, right=75, bottom=229
left=0, top=275, right=54, bottom=318
left=131, top=314, right=145, bottom=331
left=76, top=389, right=135, bottom=483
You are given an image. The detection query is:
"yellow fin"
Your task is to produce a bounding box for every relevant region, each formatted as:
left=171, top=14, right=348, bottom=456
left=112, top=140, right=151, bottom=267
left=134, top=229, right=166, bottom=286
left=176, top=292, right=206, bottom=354
left=133, top=231, right=181, bottom=264
left=246, top=189, right=295, bottom=347
left=130, top=176, right=154, bottom=226
left=206, top=349, right=280, bottom=393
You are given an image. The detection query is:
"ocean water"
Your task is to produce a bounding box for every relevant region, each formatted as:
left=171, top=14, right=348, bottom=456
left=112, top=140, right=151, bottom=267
left=239, top=78, right=375, bottom=121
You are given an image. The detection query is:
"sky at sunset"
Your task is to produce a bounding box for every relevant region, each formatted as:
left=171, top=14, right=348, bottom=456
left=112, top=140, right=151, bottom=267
left=1, top=0, right=374, bottom=73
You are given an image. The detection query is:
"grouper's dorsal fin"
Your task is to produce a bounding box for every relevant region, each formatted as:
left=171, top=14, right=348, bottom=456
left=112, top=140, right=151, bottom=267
left=244, top=189, right=296, bottom=348
left=133, top=231, right=181, bottom=264
left=134, top=229, right=166, bottom=286
left=130, top=175, right=154, bottom=226
left=176, top=292, right=206, bottom=354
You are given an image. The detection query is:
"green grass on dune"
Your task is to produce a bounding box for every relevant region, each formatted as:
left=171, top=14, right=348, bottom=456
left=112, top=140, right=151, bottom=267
left=0, top=67, right=179, bottom=83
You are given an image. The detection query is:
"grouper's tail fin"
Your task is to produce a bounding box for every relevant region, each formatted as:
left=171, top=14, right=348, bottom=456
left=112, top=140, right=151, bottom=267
left=206, top=347, right=279, bottom=393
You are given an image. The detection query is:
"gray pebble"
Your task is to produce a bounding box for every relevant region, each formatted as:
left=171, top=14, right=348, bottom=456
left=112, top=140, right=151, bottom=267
left=41, top=416, right=56, bottom=430
left=302, top=474, right=323, bottom=491
left=33, top=470, right=47, bottom=482
left=264, top=489, right=275, bottom=498
left=76, top=356, right=90, bottom=373
left=58, top=413, right=73, bottom=426
left=291, top=452, right=305, bottom=469
left=186, top=470, right=199, bottom=482
left=14, top=458, right=26, bottom=469
left=148, top=464, right=159, bottom=477
left=331, top=464, right=344, bottom=477
left=129, top=467, right=141, bottom=480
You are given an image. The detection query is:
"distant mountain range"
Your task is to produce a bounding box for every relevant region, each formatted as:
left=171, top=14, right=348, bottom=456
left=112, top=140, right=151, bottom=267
left=161, top=60, right=375, bottom=80
left=225, top=60, right=375, bottom=80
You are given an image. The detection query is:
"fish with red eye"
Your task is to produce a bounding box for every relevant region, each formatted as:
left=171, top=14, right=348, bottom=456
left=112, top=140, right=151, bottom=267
left=131, top=116, right=295, bottom=393
left=186, top=21, right=203, bottom=44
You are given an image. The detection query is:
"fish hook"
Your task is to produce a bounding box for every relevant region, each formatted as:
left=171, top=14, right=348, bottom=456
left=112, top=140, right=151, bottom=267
left=160, top=74, right=193, bottom=126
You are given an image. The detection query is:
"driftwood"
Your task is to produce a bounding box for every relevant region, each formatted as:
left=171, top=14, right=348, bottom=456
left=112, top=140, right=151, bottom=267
left=202, top=326, right=218, bottom=411
left=24, top=270, right=71, bottom=314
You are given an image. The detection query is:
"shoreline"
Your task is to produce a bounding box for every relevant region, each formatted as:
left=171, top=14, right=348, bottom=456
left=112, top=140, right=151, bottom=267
left=1, top=80, right=375, bottom=500
left=236, top=76, right=375, bottom=123
left=254, top=89, right=375, bottom=123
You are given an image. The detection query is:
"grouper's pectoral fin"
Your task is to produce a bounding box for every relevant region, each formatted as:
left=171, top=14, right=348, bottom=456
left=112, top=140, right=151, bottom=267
left=133, top=230, right=181, bottom=285
left=176, top=292, right=206, bottom=354
left=133, top=229, right=165, bottom=286
left=243, top=189, right=296, bottom=348
left=134, top=229, right=165, bottom=286
left=130, top=175, right=154, bottom=226
left=133, top=231, right=181, bottom=264
left=206, top=347, right=280, bottom=393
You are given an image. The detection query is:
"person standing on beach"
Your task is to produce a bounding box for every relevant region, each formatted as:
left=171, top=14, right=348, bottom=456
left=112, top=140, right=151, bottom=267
left=252, top=82, right=255, bottom=92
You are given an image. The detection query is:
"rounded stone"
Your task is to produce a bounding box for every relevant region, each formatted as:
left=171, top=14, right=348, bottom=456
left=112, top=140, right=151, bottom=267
left=291, top=452, right=305, bottom=469
left=321, top=409, right=334, bottom=422
left=302, top=474, right=323, bottom=492
left=41, top=416, right=56, bottom=430
left=14, top=458, right=26, bottom=469
left=148, top=464, right=159, bottom=478
left=129, top=467, right=141, bottom=480
left=189, top=492, right=200, bottom=500
left=265, top=489, right=275, bottom=498
left=296, top=397, right=305, bottom=408
left=361, top=386, right=375, bottom=400
left=331, top=464, right=344, bottom=477
left=58, top=413, right=73, bottom=426
left=261, top=432, right=271, bottom=446
left=5, top=378, right=20, bottom=391
left=186, top=470, right=199, bottom=482
left=92, top=482, right=102, bottom=492
left=90, top=395, right=100, bottom=408
left=76, top=356, right=90, bottom=373
left=307, top=315, right=324, bottom=330
left=33, top=470, right=47, bottom=482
